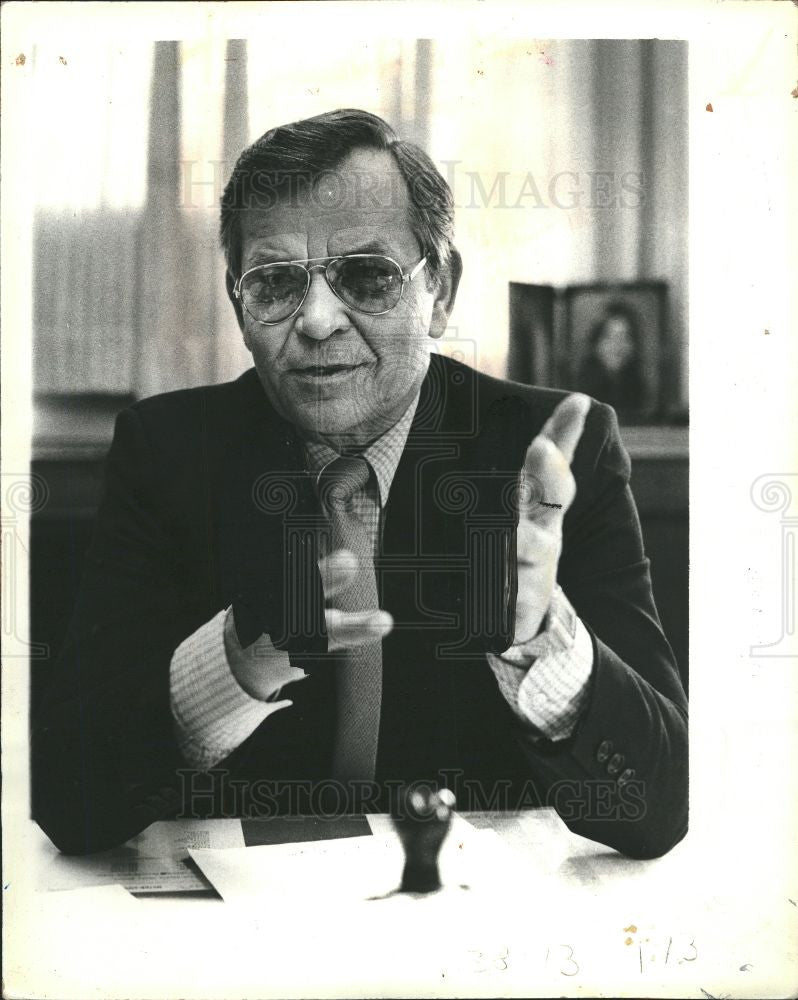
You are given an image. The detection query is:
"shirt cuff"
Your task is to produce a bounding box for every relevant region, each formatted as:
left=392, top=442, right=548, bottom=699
left=487, top=585, right=594, bottom=741
left=169, top=609, right=292, bottom=770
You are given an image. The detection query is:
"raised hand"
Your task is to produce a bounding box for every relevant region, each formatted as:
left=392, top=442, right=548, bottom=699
left=318, top=548, right=393, bottom=652
left=512, top=393, right=591, bottom=646
left=224, top=548, right=393, bottom=700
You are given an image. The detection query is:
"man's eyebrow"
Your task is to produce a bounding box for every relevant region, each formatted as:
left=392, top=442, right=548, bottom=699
left=340, top=239, right=395, bottom=257
left=349, top=240, right=390, bottom=253
left=245, top=249, right=289, bottom=266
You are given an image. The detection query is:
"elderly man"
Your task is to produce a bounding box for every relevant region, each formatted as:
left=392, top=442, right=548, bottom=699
left=33, top=109, right=687, bottom=858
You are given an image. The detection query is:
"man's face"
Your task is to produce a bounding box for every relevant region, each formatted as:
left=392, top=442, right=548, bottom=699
left=233, top=148, right=451, bottom=450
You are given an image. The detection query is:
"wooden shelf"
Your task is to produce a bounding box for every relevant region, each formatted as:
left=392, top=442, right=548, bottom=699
left=623, top=427, right=688, bottom=515
left=620, top=425, right=688, bottom=461
left=33, top=393, right=133, bottom=462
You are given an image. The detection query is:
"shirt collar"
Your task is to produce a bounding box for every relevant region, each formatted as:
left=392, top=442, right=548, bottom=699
left=302, top=393, right=420, bottom=507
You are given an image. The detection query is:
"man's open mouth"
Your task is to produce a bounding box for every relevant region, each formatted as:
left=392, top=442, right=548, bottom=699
left=296, top=364, right=361, bottom=376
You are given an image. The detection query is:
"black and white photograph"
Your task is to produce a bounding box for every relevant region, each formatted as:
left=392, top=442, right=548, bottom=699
left=563, top=281, right=671, bottom=424
left=2, top=3, right=796, bottom=998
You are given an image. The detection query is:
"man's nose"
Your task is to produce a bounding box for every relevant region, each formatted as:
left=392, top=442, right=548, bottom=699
left=296, top=269, right=350, bottom=341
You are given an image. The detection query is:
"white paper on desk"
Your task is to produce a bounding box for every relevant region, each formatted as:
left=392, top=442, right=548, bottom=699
left=369, top=808, right=570, bottom=877
left=188, top=824, right=559, bottom=990
left=189, top=821, right=545, bottom=909
left=40, top=818, right=245, bottom=894
left=461, top=807, right=572, bottom=874
left=38, top=883, right=139, bottom=908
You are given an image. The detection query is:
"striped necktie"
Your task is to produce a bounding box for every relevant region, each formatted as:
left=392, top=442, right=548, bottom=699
left=316, top=456, right=383, bottom=784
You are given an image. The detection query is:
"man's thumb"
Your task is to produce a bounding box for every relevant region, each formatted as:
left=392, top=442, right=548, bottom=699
left=540, top=393, right=591, bottom=464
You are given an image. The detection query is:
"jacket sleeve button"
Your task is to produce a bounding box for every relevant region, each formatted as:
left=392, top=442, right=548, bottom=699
left=607, top=752, right=626, bottom=776
left=596, top=740, right=613, bottom=763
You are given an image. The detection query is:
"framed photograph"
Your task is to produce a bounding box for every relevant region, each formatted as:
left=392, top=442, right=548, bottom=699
left=562, top=280, right=669, bottom=424
left=507, top=282, right=556, bottom=388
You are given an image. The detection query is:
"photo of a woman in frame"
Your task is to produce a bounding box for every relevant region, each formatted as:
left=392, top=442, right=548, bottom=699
left=577, top=301, right=647, bottom=421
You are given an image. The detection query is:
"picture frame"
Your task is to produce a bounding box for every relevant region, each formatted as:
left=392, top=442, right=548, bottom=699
left=561, top=280, right=670, bottom=424
left=507, top=282, right=556, bottom=388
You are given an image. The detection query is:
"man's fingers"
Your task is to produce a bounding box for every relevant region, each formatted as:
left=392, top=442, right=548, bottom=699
left=539, top=393, right=591, bottom=465
left=520, top=436, right=575, bottom=519
left=325, top=608, right=393, bottom=652
left=320, top=550, right=393, bottom=651
left=318, top=549, right=359, bottom=598
left=517, top=394, right=589, bottom=519
left=516, top=518, right=561, bottom=565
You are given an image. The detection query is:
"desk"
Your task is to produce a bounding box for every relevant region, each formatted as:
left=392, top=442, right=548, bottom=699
left=11, top=811, right=796, bottom=999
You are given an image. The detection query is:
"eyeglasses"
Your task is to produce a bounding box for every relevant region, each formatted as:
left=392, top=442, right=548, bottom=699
left=234, top=254, right=428, bottom=326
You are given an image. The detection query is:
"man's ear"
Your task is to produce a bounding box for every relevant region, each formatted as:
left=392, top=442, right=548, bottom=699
left=428, top=247, right=463, bottom=340
left=225, top=270, right=249, bottom=341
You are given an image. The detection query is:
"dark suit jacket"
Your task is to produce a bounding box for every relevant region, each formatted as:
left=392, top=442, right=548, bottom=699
left=32, top=354, right=687, bottom=858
